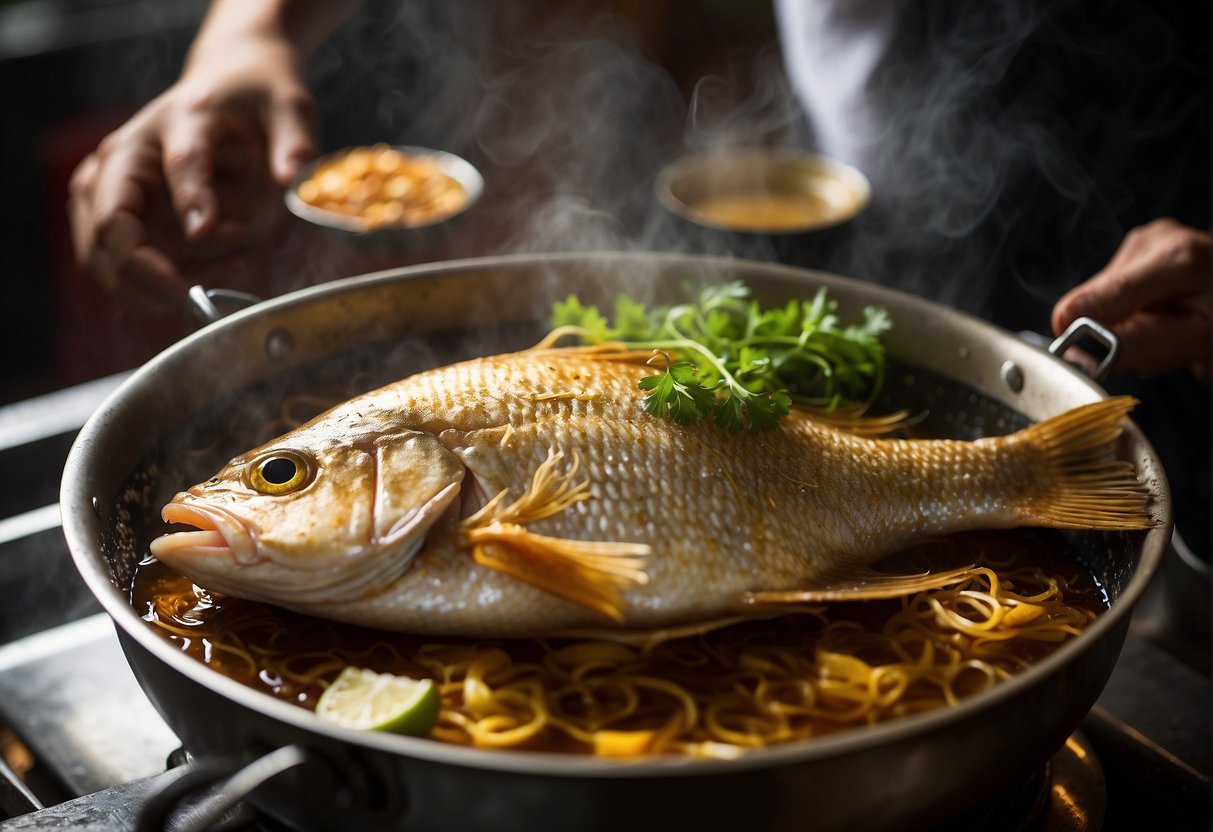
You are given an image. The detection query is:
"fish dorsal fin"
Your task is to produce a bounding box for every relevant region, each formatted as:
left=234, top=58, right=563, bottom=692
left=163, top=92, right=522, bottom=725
left=789, top=404, right=914, bottom=437
left=461, top=448, right=649, bottom=622
left=523, top=340, right=910, bottom=437
left=528, top=331, right=655, bottom=363
left=740, top=563, right=980, bottom=606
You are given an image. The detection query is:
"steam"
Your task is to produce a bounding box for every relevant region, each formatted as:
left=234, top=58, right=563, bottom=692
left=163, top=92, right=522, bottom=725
left=273, top=0, right=1201, bottom=337
left=820, top=0, right=1077, bottom=322
left=777, top=0, right=1206, bottom=332
left=284, top=1, right=818, bottom=310
left=467, top=22, right=685, bottom=256
left=684, top=44, right=811, bottom=152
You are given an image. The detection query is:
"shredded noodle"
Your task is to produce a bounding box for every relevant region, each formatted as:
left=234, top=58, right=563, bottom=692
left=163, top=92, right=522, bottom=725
left=135, top=541, right=1099, bottom=759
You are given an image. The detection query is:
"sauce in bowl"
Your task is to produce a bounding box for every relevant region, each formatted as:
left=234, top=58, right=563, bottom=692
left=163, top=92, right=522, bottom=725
left=658, top=148, right=870, bottom=235
left=691, top=191, right=845, bottom=232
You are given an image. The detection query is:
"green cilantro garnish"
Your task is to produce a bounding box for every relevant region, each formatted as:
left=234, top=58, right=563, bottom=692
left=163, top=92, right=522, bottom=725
left=549, top=281, right=891, bottom=433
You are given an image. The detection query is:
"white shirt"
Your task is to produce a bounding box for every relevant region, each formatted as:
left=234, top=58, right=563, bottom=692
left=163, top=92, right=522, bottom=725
left=775, top=0, right=899, bottom=206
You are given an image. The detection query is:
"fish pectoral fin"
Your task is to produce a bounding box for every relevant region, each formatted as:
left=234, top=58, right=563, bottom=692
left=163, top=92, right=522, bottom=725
left=457, top=446, right=647, bottom=621
left=467, top=522, right=649, bottom=623
left=740, top=563, right=980, bottom=605
left=462, top=447, right=591, bottom=529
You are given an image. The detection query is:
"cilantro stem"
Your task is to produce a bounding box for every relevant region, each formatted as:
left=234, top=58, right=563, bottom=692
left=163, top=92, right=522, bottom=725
left=643, top=339, right=752, bottom=399
left=547, top=283, right=890, bottom=433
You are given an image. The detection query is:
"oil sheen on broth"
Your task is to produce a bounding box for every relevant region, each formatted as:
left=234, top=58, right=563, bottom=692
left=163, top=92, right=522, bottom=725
left=132, top=528, right=1104, bottom=757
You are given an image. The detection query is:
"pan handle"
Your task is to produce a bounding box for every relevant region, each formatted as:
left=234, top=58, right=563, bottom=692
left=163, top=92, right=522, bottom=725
left=136, top=745, right=321, bottom=832
left=1046, top=316, right=1120, bottom=384
left=186, top=286, right=263, bottom=326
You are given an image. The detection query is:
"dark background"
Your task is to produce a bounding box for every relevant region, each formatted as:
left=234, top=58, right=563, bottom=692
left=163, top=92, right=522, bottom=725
left=0, top=0, right=779, bottom=404
left=1, top=0, right=204, bottom=403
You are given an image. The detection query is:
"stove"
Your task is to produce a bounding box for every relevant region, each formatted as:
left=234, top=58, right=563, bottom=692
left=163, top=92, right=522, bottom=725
left=0, top=375, right=1208, bottom=831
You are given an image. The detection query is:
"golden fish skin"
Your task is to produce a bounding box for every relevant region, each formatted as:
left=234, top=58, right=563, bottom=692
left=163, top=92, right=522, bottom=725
left=149, top=347, right=1154, bottom=637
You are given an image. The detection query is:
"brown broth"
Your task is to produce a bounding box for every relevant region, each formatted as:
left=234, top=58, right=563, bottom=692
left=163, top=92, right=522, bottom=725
left=132, top=527, right=1105, bottom=752
left=689, top=190, right=857, bottom=231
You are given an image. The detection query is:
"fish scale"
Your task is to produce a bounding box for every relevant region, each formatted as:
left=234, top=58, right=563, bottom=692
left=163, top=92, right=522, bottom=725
left=149, top=346, right=1155, bottom=638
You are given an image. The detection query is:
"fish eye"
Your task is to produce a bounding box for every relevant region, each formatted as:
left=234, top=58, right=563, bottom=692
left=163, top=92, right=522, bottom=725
left=248, top=450, right=312, bottom=495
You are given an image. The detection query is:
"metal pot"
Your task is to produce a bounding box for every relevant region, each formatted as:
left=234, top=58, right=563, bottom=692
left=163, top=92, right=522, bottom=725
left=60, top=252, right=1171, bottom=832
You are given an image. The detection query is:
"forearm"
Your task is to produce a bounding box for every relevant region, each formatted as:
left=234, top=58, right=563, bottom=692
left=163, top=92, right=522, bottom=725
left=186, top=0, right=362, bottom=71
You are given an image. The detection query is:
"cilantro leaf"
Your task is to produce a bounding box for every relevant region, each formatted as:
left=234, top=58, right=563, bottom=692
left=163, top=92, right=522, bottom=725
left=550, top=297, right=611, bottom=342
left=638, top=361, right=717, bottom=423
left=550, top=283, right=891, bottom=432
left=744, top=391, right=792, bottom=433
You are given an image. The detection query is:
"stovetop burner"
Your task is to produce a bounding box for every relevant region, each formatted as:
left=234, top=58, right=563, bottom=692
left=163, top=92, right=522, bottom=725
left=939, top=733, right=1105, bottom=832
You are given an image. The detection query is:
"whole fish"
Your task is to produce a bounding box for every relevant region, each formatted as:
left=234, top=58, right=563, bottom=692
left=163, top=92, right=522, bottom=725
left=149, top=344, right=1155, bottom=638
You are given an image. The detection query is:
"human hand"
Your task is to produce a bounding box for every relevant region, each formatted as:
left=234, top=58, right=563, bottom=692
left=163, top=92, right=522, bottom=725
left=67, top=29, right=317, bottom=309
left=1051, top=218, right=1211, bottom=382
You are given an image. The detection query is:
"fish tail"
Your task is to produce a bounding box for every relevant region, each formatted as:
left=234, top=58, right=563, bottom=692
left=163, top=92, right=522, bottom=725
left=1014, top=396, right=1156, bottom=530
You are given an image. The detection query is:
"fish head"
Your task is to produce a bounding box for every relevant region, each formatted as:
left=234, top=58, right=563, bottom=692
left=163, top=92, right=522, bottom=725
left=149, top=428, right=464, bottom=604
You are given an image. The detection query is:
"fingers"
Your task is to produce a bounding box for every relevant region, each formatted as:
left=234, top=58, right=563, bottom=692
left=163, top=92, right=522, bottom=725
left=162, top=113, right=221, bottom=240
left=88, top=137, right=150, bottom=272
left=1052, top=219, right=1211, bottom=333
left=266, top=89, right=318, bottom=185
left=70, top=133, right=192, bottom=309
left=68, top=70, right=311, bottom=309
left=1052, top=219, right=1211, bottom=380
left=112, top=246, right=194, bottom=309
left=1107, top=310, right=1210, bottom=378
left=93, top=211, right=192, bottom=309
left=68, top=152, right=100, bottom=270
left=89, top=222, right=252, bottom=312
left=85, top=140, right=189, bottom=306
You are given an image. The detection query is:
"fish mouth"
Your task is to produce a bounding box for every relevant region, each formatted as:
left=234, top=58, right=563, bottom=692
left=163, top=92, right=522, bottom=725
left=150, top=500, right=261, bottom=565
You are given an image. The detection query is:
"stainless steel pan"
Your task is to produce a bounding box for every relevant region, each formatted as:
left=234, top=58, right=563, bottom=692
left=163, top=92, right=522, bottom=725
left=60, top=252, right=1171, bottom=832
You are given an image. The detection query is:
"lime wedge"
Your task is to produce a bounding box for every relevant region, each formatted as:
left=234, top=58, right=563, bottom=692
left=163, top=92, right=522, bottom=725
left=315, top=667, right=441, bottom=736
